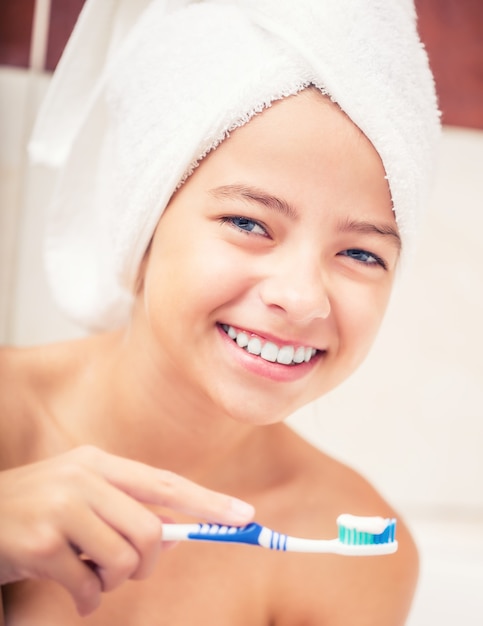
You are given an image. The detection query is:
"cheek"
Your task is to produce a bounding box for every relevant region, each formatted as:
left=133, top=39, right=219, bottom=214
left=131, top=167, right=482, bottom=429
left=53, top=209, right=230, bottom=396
left=335, top=282, right=393, bottom=367
left=143, top=237, right=254, bottom=322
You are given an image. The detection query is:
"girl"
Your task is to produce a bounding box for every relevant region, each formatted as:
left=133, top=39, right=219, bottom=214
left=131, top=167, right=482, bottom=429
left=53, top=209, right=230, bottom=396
left=0, top=1, right=440, bottom=624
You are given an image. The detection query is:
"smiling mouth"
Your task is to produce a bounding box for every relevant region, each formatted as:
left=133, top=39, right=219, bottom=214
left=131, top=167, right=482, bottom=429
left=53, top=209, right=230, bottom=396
left=220, top=324, right=320, bottom=366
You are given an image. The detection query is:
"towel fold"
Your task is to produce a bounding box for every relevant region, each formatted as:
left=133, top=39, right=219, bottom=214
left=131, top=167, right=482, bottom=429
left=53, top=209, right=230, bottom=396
left=29, top=0, right=440, bottom=330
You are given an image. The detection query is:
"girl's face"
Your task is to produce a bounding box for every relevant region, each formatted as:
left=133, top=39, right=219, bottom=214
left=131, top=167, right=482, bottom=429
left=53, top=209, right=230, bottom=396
left=136, top=90, right=400, bottom=424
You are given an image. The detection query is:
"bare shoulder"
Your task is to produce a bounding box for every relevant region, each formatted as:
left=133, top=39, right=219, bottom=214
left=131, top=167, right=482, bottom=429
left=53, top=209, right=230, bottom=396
left=0, top=346, right=36, bottom=468
left=0, top=342, right=75, bottom=468
left=266, top=425, right=418, bottom=626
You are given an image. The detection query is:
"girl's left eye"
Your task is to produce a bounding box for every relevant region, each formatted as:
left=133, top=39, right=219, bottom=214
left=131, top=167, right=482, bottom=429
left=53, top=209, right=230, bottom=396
left=340, top=248, right=387, bottom=269
left=222, top=216, right=268, bottom=236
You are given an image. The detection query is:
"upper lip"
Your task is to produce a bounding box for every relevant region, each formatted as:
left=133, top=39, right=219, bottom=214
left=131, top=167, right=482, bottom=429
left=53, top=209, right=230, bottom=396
left=219, top=322, right=324, bottom=351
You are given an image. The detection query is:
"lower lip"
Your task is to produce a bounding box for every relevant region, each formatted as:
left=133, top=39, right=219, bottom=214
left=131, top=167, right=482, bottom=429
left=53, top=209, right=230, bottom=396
left=216, top=324, right=323, bottom=383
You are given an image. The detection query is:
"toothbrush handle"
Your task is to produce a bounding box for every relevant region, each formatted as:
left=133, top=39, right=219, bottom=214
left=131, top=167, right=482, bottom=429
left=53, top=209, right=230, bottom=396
left=161, top=523, right=398, bottom=555
left=162, top=522, right=267, bottom=546
left=162, top=524, right=203, bottom=542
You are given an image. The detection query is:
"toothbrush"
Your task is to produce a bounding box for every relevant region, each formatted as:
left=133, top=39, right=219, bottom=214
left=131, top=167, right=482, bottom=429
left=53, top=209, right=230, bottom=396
left=162, top=514, right=397, bottom=556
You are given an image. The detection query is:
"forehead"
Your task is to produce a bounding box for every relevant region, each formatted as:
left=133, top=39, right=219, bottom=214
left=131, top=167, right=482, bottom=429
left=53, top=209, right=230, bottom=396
left=158, top=87, right=399, bottom=266
left=176, top=88, right=392, bottom=217
left=189, top=89, right=378, bottom=184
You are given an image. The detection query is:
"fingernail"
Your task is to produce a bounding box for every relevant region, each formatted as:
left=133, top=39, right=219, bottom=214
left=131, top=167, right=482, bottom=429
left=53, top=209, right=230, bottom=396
left=229, top=498, right=255, bottom=521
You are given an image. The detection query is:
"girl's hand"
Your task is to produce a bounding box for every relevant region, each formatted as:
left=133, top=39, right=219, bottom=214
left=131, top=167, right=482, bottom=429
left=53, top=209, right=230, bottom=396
left=0, top=446, right=254, bottom=615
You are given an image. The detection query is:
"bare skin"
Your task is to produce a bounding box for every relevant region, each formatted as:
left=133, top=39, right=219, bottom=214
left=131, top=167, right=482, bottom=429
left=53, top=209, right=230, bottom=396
left=0, top=91, right=418, bottom=625
left=0, top=340, right=417, bottom=625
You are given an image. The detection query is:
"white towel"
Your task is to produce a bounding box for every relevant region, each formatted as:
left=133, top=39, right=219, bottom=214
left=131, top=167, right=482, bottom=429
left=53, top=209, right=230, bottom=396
left=29, top=0, right=440, bottom=331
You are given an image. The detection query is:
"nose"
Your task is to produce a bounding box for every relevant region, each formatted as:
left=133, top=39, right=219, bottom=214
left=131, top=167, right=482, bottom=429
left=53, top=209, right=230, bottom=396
left=258, top=254, right=330, bottom=323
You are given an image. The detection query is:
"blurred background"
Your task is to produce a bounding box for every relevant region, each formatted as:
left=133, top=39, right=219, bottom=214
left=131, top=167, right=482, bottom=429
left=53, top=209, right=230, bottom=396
left=1, top=1, right=482, bottom=623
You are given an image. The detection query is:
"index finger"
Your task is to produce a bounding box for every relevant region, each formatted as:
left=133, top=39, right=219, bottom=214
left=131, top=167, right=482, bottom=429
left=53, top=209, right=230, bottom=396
left=77, top=446, right=255, bottom=525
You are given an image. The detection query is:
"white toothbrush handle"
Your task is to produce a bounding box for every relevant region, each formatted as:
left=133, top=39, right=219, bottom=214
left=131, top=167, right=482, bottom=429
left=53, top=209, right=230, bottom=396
left=284, top=536, right=398, bottom=555
left=162, top=524, right=201, bottom=541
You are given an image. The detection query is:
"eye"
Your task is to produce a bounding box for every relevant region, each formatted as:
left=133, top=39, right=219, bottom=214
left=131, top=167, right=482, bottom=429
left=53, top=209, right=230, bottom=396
left=222, top=216, right=268, bottom=236
left=339, top=248, right=387, bottom=269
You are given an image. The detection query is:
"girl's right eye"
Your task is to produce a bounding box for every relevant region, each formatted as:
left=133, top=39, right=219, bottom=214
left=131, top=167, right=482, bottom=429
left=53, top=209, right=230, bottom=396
left=339, top=248, right=387, bottom=269
left=221, top=216, right=268, bottom=236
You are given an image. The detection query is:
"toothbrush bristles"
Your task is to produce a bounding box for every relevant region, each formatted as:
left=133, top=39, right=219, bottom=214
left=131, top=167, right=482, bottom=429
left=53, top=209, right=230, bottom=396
left=337, top=517, right=397, bottom=545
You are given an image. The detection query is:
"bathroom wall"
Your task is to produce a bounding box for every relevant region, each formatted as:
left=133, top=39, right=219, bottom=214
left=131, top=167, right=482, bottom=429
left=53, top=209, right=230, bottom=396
left=0, top=67, right=83, bottom=344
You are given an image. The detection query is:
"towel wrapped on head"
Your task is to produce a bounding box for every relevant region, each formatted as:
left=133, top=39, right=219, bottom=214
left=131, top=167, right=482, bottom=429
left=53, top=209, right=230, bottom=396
left=29, top=0, right=440, bottom=331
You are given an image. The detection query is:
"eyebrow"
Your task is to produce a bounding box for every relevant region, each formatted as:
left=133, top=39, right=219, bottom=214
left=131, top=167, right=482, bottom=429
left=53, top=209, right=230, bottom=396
left=209, top=184, right=298, bottom=220
left=209, top=184, right=401, bottom=252
left=338, top=217, right=402, bottom=252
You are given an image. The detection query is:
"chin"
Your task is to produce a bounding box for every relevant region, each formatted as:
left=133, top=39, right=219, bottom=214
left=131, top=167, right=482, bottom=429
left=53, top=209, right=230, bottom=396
left=219, top=391, right=312, bottom=426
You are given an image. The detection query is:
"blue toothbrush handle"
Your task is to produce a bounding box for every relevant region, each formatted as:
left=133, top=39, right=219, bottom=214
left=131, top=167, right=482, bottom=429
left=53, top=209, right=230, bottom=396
left=186, top=522, right=264, bottom=545
left=162, top=522, right=285, bottom=548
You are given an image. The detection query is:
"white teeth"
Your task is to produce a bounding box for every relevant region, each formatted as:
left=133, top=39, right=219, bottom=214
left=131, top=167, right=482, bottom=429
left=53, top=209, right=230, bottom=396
left=277, top=345, right=294, bottom=365
left=236, top=332, right=249, bottom=348
left=261, top=342, right=278, bottom=363
left=222, top=325, right=318, bottom=366
left=293, top=346, right=306, bottom=364
left=247, top=337, right=262, bottom=355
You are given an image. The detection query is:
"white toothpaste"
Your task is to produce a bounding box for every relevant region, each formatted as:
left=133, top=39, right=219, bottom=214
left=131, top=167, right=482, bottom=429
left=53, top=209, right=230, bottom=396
left=337, top=514, right=389, bottom=535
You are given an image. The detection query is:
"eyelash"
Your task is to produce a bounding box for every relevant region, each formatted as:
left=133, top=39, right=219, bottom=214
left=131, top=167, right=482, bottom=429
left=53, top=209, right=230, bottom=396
left=220, top=217, right=387, bottom=269
left=339, top=249, right=387, bottom=270
left=220, top=216, right=268, bottom=237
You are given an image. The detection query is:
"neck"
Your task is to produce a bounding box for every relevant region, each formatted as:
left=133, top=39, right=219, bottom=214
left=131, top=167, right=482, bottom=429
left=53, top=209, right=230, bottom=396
left=58, top=330, right=266, bottom=486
